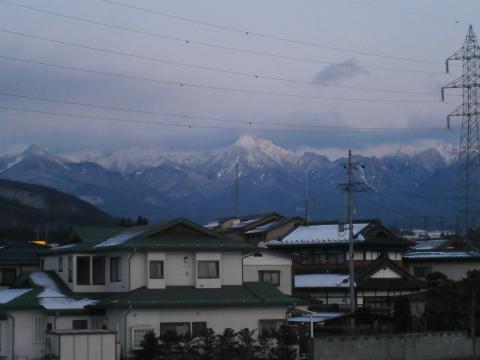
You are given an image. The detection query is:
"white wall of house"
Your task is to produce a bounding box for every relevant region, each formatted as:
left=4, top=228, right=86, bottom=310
left=107, top=306, right=288, bottom=358
left=2, top=310, right=47, bottom=360
left=406, top=260, right=480, bottom=281
left=243, top=265, right=292, bottom=295
left=45, top=251, right=244, bottom=292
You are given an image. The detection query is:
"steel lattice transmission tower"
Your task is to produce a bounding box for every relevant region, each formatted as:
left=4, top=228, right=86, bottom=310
left=442, top=25, right=480, bottom=235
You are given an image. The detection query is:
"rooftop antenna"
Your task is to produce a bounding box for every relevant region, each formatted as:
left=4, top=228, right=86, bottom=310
left=442, top=25, right=480, bottom=237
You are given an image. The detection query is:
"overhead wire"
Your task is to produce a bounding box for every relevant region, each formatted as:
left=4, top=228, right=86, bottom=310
left=99, top=0, right=447, bottom=66
left=0, top=52, right=443, bottom=104
left=0, top=90, right=451, bottom=131
left=0, top=0, right=447, bottom=75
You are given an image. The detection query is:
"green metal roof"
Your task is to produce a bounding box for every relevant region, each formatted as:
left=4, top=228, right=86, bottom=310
left=47, top=219, right=257, bottom=255
left=96, top=282, right=303, bottom=309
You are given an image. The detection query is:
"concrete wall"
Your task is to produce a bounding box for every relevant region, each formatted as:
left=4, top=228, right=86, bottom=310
left=243, top=264, right=292, bottom=295
left=311, top=332, right=480, bottom=360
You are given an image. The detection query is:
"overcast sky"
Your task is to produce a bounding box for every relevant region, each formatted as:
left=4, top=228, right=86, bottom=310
left=0, top=0, right=478, bottom=155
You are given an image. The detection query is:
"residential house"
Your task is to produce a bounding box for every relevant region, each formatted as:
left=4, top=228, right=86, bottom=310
left=0, top=219, right=301, bottom=360
left=293, top=255, right=425, bottom=311
left=243, top=250, right=293, bottom=295
left=403, top=250, right=480, bottom=281
left=206, top=213, right=301, bottom=245
left=0, top=241, right=42, bottom=289
left=265, top=219, right=420, bottom=312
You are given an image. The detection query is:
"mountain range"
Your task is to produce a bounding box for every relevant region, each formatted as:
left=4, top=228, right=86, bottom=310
left=0, top=178, right=114, bottom=227
left=0, top=136, right=461, bottom=228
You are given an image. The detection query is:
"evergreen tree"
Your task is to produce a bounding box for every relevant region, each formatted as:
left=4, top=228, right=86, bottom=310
left=214, top=328, right=239, bottom=360
left=237, top=328, right=258, bottom=360
left=268, top=326, right=297, bottom=360
left=134, top=330, right=158, bottom=360
left=158, top=331, right=187, bottom=360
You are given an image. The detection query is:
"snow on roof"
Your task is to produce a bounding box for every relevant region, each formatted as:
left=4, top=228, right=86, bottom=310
left=294, top=274, right=354, bottom=288
left=51, top=243, right=76, bottom=250
left=288, top=312, right=348, bottom=323
left=204, top=221, right=219, bottom=229
left=230, top=218, right=261, bottom=229
left=403, top=250, right=480, bottom=260
left=245, top=219, right=289, bottom=234
left=414, top=239, right=449, bottom=250
left=267, top=223, right=368, bottom=247
left=0, top=289, right=29, bottom=304
left=39, top=296, right=96, bottom=310
left=30, top=272, right=61, bottom=292
left=38, top=288, right=96, bottom=310
left=94, top=227, right=146, bottom=248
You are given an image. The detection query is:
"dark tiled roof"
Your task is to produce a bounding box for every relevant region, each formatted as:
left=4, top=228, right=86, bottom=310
left=96, top=282, right=303, bottom=309
left=0, top=241, right=43, bottom=263
left=47, top=219, right=256, bottom=255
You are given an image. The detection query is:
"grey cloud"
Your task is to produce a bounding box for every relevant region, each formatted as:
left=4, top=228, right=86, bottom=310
left=313, top=58, right=370, bottom=85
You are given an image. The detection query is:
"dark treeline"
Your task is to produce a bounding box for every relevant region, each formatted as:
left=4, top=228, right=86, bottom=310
left=135, top=326, right=298, bottom=360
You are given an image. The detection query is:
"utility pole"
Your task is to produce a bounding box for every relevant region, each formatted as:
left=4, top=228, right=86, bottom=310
left=442, top=25, right=480, bottom=237
left=235, top=162, right=240, bottom=219
left=340, top=150, right=369, bottom=318
left=305, top=171, right=309, bottom=225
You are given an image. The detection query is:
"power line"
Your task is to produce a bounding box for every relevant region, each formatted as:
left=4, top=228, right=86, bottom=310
left=0, top=52, right=442, bottom=104
left=0, top=105, right=454, bottom=133
left=0, top=90, right=450, bottom=131
left=100, top=0, right=446, bottom=66
left=0, top=52, right=441, bottom=98
left=0, top=1, right=446, bottom=75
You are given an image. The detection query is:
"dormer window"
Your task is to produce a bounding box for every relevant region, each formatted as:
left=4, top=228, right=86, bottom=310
left=198, top=261, right=219, bottom=279
left=149, top=260, right=164, bottom=279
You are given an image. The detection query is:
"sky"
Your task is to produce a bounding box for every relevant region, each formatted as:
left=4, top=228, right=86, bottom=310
left=0, top=0, right=478, bottom=156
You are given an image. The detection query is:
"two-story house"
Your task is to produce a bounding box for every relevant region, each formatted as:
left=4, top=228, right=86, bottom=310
left=265, top=220, right=423, bottom=312
left=0, top=219, right=301, bottom=360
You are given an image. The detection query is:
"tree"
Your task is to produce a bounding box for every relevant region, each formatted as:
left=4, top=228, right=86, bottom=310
left=134, top=330, right=158, bottom=360
left=158, top=331, right=187, bottom=360
left=237, top=328, right=258, bottom=360
left=268, top=326, right=297, bottom=360
left=393, top=296, right=412, bottom=333
left=214, top=328, right=239, bottom=360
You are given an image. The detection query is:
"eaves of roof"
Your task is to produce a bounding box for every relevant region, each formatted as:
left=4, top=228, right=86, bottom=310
left=95, top=282, right=303, bottom=309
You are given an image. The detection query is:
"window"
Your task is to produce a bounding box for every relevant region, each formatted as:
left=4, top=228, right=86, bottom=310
left=303, top=251, right=345, bottom=265
left=110, top=257, right=121, bottom=282
left=149, top=260, right=164, bottom=279
left=259, top=319, right=284, bottom=337
left=76, top=256, right=91, bottom=285
left=40, top=259, right=44, bottom=271
left=160, top=322, right=190, bottom=336
left=192, top=322, right=207, bottom=338
left=259, top=271, right=280, bottom=286
left=68, top=256, right=73, bottom=283
left=33, top=316, right=46, bottom=343
left=132, top=328, right=155, bottom=350
left=72, top=320, right=88, bottom=330
left=198, top=261, right=219, bottom=279
left=414, top=266, right=432, bottom=279
left=1, top=269, right=16, bottom=286
left=93, top=256, right=105, bottom=285
left=58, top=257, right=63, bottom=272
